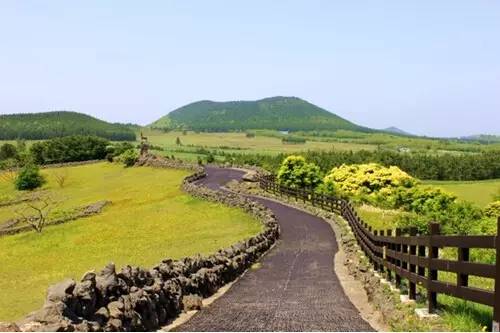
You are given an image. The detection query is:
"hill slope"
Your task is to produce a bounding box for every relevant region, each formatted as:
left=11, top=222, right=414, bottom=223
left=383, top=126, right=413, bottom=136
left=0, top=111, right=136, bottom=141
left=151, top=97, right=372, bottom=132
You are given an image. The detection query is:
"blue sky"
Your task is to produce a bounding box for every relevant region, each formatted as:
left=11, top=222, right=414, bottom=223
left=0, top=1, right=499, bottom=136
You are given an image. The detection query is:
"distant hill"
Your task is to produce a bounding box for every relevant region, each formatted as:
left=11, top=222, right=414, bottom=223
left=383, top=126, right=413, bottom=136
left=0, top=111, right=136, bottom=141
left=150, top=96, right=373, bottom=132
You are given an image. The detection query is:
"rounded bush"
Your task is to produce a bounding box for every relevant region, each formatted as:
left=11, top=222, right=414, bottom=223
left=15, top=163, right=46, bottom=191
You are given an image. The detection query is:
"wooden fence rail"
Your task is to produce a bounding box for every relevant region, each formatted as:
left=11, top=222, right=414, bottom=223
left=258, top=175, right=500, bottom=330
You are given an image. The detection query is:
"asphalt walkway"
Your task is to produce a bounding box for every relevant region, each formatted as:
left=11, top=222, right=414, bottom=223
left=175, top=167, right=373, bottom=331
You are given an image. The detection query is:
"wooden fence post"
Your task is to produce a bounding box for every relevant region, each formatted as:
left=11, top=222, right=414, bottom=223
left=493, top=217, right=500, bottom=331
left=386, top=229, right=393, bottom=281
left=373, top=230, right=379, bottom=271
left=379, top=230, right=385, bottom=274
left=408, top=227, right=417, bottom=300
left=457, top=247, right=469, bottom=288
left=428, top=222, right=440, bottom=313
left=395, top=228, right=402, bottom=289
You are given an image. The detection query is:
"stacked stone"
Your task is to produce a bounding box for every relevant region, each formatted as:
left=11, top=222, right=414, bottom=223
left=13, top=160, right=279, bottom=332
left=135, top=153, right=202, bottom=172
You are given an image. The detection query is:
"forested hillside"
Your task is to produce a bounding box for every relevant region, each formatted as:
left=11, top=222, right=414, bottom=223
left=0, top=111, right=136, bottom=141
left=150, top=96, right=372, bottom=132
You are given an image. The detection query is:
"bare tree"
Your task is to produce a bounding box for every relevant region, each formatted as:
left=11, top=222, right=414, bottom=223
left=15, top=194, right=56, bottom=233
left=52, top=169, right=69, bottom=188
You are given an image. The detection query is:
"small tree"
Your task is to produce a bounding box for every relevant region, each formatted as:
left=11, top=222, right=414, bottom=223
left=52, top=169, right=69, bottom=188
left=15, top=163, right=46, bottom=191
left=15, top=194, right=55, bottom=233
left=277, top=155, right=322, bottom=189
left=176, top=137, right=182, bottom=145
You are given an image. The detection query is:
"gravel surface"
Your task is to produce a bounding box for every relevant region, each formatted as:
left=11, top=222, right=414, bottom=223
left=175, top=167, right=374, bottom=331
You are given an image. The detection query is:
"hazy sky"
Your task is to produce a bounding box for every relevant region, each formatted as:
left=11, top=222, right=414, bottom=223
left=1, top=1, right=499, bottom=137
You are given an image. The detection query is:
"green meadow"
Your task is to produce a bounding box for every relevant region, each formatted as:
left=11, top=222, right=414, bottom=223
left=0, top=162, right=261, bottom=321
left=422, top=179, right=500, bottom=207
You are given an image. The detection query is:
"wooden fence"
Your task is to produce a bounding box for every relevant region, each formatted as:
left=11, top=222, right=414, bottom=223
left=259, top=175, right=500, bottom=330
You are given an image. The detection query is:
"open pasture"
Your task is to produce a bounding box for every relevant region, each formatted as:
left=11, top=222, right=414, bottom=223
left=422, top=179, right=500, bottom=207
left=142, top=130, right=377, bottom=155
left=0, top=162, right=261, bottom=321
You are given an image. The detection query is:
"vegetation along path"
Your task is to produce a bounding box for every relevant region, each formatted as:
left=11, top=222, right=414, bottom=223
left=175, top=167, right=374, bottom=331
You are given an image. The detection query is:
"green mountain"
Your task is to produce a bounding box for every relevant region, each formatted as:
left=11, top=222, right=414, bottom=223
left=0, top=111, right=136, bottom=141
left=150, top=96, right=372, bottom=132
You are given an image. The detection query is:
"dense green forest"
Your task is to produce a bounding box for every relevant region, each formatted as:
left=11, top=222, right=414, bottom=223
left=150, top=96, right=373, bottom=132
left=225, top=149, right=500, bottom=181
left=0, top=111, right=136, bottom=141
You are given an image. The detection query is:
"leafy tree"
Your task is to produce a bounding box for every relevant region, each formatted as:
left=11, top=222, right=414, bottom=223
left=0, top=143, right=17, bottom=160
left=277, top=155, right=322, bottom=189
left=15, top=163, right=46, bottom=190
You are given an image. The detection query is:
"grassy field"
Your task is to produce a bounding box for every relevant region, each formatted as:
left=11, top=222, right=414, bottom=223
left=143, top=129, right=377, bottom=155
left=422, top=179, right=500, bottom=207
left=0, top=162, right=261, bottom=321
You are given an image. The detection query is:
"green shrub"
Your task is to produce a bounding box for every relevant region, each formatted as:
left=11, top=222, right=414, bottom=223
left=390, top=186, right=456, bottom=214
left=0, top=143, right=17, bottom=160
left=15, top=163, right=46, bottom=191
left=396, top=201, right=486, bottom=235
left=485, top=201, right=500, bottom=218
left=119, top=149, right=139, bottom=167
left=322, top=163, right=417, bottom=202
left=206, top=153, right=215, bottom=164
left=277, top=155, right=322, bottom=189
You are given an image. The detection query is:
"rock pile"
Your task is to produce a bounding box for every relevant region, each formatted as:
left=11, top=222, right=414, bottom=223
left=135, top=153, right=202, bottom=172
left=10, top=156, right=279, bottom=332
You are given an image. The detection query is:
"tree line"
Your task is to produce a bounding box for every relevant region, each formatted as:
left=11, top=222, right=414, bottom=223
left=224, top=149, right=500, bottom=181
left=0, top=136, right=111, bottom=170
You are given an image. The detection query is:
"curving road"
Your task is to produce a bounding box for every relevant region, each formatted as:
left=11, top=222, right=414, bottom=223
left=175, top=167, right=373, bottom=331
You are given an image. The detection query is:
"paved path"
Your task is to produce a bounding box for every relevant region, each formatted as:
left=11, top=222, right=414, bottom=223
left=175, top=167, right=373, bottom=331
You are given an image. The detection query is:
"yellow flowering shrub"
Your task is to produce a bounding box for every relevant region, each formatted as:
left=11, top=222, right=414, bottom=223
left=322, top=163, right=418, bottom=203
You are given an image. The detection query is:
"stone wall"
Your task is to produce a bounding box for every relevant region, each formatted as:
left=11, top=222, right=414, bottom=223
left=9, top=155, right=279, bottom=332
